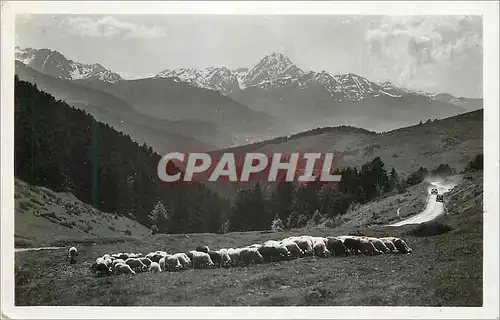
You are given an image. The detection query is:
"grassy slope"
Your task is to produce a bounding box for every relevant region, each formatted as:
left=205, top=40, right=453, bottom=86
left=340, top=182, right=429, bottom=227
left=14, top=179, right=150, bottom=248
left=14, top=172, right=482, bottom=306
left=206, top=110, right=482, bottom=199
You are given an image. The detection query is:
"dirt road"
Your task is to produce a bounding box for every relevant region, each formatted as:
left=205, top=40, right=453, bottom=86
left=15, top=247, right=63, bottom=253
left=389, top=178, right=458, bottom=227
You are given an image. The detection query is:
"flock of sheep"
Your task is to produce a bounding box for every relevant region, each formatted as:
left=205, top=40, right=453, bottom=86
left=80, top=235, right=413, bottom=276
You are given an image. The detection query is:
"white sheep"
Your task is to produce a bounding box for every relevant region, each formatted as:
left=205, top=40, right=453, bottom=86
left=162, top=255, right=182, bottom=271
left=217, top=249, right=232, bottom=267
left=365, top=237, right=391, bottom=253
left=125, top=258, right=148, bottom=272
left=313, top=238, right=330, bottom=258
left=280, top=240, right=304, bottom=259
left=139, top=257, right=153, bottom=268
left=240, top=247, right=264, bottom=265
left=102, top=253, right=111, bottom=260
left=172, top=253, right=191, bottom=269
left=189, top=251, right=214, bottom=269
left=113, top=263, right=136, bottom=275
left=96, top=257, right=112, bottom=268
left=149, top=262, right=162, bottom=273
left=68, top=247, right=78, bottom=264
left=112, top=259, right=125, bottom=267
left=359, top=238, right=381, bottom=255
left=227, top=248, right=242, bottom=266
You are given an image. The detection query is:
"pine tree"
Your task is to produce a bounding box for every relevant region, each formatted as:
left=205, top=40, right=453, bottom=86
left=467, top=154, right=483, bottom=171
left=389, top=167, right=400, bottom=192
left=286, top=211, right=300, bottom=229
left=148, top=200, right=171, bottom=233
left=318, top=186, right=350, bottom=218
left=229, top=188, right=253, bottom=231
left=254, top=182, right=270, bottom=230
left=269, top=180, right=294, bottom=223
left=271, top=214, right=285, bottom=231
left=290, top=184, right=319, bottom=219
left=310, top=209, right=324, bottom=225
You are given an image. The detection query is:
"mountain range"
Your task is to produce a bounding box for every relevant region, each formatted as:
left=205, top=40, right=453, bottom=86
left=15, top=60, right=218, bottom=153
left=155, top=52, right=481, bottom=110
left=16, top=46, right=122, bottom=83
left=15, top=46, right=483, bottom=152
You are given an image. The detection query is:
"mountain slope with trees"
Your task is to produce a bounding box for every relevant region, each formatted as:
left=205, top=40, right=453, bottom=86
left=14, top=76, right=231, bottom=235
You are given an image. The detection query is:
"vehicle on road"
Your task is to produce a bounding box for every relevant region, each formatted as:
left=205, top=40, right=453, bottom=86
left=436, top=194, right=444, bottom=202
left=431, top=188, right=438, bottom=195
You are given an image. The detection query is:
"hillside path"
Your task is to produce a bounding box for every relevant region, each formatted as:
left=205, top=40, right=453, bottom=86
left=388, top=179, right=458, bottom=227
left=15, top=247, right=63, bottom=253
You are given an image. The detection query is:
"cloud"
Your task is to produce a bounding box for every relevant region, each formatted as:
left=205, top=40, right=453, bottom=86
left=62, top=16, right=167, bottom=39
left=365, top=16, right=482, bottom=89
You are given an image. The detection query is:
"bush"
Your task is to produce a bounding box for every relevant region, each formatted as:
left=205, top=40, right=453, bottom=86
left=297, top=214, right=309, bottom=227
left=467, top=154, right=483, bottom=171
left=310, top=210, right=324, bottom=225
left=271, top=215, right=285, bottom=232
left=124, top=229, right=132, bottom=236
left=151, top=225, right=158, bottom=235
left=220, top=220, right=230, bottom=234
left=286, top=212, right=309, bottom=229
left=323, top=218, right=336, bottom=228
left=286, top=211, right=299, bottom=229
left=406, top=167, right=429, bottom=186
left=432, top=164, right=454, bottom=178
left=323, top=216, right=344, bottom=228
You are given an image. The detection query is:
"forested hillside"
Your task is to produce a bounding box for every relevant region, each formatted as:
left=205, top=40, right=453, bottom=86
left=14, top=76, right=230, bottom=234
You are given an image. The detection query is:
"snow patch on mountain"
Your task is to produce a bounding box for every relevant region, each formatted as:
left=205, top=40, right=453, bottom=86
left=153, top=52, right=472, bottom=105
left=15, top=47, right=37, bottom=65
left=156, top=67, right=240, bottom=94
left=153, top=53, right=415, bottom=103
left=242, top=53, right=304, bottom=88
left=379, top=90, right=402, bottom=98
left=234, top=68, right=249, bottom=90
left=15, top=46, right=122, bottom=83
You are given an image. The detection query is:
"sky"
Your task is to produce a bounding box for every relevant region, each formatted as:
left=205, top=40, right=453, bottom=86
left=15, top=14, right=483, bottom=98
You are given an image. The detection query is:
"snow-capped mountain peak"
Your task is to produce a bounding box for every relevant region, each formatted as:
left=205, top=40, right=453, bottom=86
left=15, top=46, right=122, bottom=83
left=156, top=66, right=240, bottom=95
left=242, top=53, right=304, bottom=88
left=152, top=52, right=468, bottom=106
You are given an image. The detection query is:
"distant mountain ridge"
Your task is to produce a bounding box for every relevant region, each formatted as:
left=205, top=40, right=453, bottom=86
left=15, top=46, right=482, bottom=143
left=15, top=46, right=480, bottom=108
left=155, top=52, right=480, bottom=108
left=15, top=61, right=219, bottom=153
left=15, top=60, right=283, bottom=151
left=15, top=46, right=122, bottom=83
